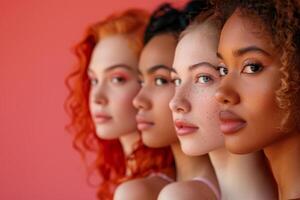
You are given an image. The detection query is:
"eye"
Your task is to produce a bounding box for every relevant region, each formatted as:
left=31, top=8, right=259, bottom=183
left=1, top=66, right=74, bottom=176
left=138, top=78, right=144, bottom=86
left=154, top=77, right=169, bottom=86
left=172, top=78, right=181, bottom=86
left=242, top=63, right=263, bottom=74
left=196, top=75, right=213, bottom=84
left=218, top=67, right=228, bottom=77
left=110, top=76, right=127, bottom=84
left=89, top=77, right=98, bottom=86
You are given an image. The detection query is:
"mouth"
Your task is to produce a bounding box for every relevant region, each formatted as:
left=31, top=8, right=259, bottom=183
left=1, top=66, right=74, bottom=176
left=219, top=110, right=246, bottom=134
left=136, top=116, right=154, bottom=131
left=93, top=112, right=112, bottom=124
left=174, top=120, right=199, bottom=136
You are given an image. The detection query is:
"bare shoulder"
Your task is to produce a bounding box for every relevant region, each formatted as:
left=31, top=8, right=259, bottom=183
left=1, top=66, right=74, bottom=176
left=158, top=180, right=218, bottom=200
left=114, top=176, right=171, bottom=200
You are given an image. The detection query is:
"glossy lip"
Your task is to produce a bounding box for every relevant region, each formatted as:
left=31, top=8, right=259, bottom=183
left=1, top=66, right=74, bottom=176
left=174, top=120, right=199, bottom=136
left=219, top=110, right=247, bottom=135
left=136, top=115, right=154, bottom=131
left=93, top=112, right=112, bottom=124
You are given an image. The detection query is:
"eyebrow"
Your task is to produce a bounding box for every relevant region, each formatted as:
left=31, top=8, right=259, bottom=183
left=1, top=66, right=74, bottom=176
left=88, top=64, right=135, bottom=74
left=188, top=62, right=219, bottom=71
left=217, top=45, right=271, bottom=59
left=147, top=64, right=176, bottom=74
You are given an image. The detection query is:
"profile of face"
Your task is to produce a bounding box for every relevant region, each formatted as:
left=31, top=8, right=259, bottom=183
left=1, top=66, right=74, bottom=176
left=88, top=34, right=140, bottom=139
left=215, top=10, right=286, bottom=154
left=133, top=34, right=178, bottom=148
left=169, top=23, right=224, bottom=156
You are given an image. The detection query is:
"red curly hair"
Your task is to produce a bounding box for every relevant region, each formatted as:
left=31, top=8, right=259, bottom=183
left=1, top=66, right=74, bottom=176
left=65, top=9, right=174, bottom=200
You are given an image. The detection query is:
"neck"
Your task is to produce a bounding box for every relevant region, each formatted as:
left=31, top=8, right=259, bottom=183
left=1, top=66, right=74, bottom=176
left=170, top=142, right=217, bottom=183
left=264, top=132, right=300, bottom=200
left=210, top=148, right=277, bottom=199
left=119, top=131, right=140, bottom=157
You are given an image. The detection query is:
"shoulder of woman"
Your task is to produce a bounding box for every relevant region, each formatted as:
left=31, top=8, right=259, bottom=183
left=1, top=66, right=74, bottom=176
left=157, top=180, right=218, bottom=200
left=114, top=177, right=170, bottom=200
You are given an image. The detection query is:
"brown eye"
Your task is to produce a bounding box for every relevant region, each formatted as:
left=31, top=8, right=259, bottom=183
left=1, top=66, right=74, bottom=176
left=218, top=67, right=228, bottom=76
left=154, top=77, right=169, bottom=86
left=242, top=63, right=263, bottom=74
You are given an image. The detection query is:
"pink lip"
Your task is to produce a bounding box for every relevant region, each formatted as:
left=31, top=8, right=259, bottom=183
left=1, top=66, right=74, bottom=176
left=136, top=116, right=154, bottom=131
left=93, top=112, right=112, bottom=124
left=219, top=110, right=246, bottom=134
left=174, top=120, right=199, bottom=136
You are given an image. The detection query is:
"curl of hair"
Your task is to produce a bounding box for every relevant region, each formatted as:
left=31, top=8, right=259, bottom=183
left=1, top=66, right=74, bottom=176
left=215, top=0, right=300, bottom=132
left=144, top=1, right=213, bottom=44
left=64, top=9, right=174, bottom=200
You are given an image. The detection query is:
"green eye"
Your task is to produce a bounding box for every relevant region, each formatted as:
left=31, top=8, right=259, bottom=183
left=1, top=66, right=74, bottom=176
left=172, top=78, right=181, bottom=86
left=196, top=75, right=212, bottom=84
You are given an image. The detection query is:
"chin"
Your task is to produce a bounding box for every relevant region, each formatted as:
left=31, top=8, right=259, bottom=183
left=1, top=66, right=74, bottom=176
left=180, top=142, right=202, bottom=156
left=225, top=140, right=260, bottom=154
left=141, top=134, right=169, bottom=148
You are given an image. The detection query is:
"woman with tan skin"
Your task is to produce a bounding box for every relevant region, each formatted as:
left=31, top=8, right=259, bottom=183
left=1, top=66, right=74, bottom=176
left=166, top=11, right=277, bottom=200
left=115, top=3, right=219, bottom=200
left=215, top=0, right=300, bottom=199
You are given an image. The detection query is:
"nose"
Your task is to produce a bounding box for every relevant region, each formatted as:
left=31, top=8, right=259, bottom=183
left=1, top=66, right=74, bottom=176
left=133, top=87, right=151, bottom=111
left=215, top=81, right=240, bottom=106
left=169, top=86, right=191, bottom=114
left=91, top=84, right=108, bottom=105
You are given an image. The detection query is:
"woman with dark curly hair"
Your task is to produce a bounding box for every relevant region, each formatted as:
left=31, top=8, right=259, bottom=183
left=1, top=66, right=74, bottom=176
left=215, top=0, right=300, bottom=199
left=115, top=2, right=220, bottom=200
left=65, top=9, right=174, bottom=200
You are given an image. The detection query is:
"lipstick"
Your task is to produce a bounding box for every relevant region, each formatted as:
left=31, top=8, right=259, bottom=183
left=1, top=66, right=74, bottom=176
left=174, top=120, right=199, bottom=136
left=219, top=110, right=246, bottom=134
left=93, top=113, right=112, bottom=124
left=136, top=116, right=154, bottom=131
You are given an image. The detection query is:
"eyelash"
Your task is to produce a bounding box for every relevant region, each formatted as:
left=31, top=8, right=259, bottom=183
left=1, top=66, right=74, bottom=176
left=110, top=74, right=128, bottom=84
left=88, top=77, right=98, bottom=86
left=195, top=74, right=213, bottom=84
left=217, top=62, right=264, bottom=76
left=154, top=76, right=169, bottom=86
left=171, top=78, right=181, bottom=87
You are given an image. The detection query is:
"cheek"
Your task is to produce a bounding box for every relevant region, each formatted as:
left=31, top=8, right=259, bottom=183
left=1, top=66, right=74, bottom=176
left=115, top=85, right=140, bottom=114
left=192, top=87, right=220, bottom=124
left=155, top=88, right=174, bottom=112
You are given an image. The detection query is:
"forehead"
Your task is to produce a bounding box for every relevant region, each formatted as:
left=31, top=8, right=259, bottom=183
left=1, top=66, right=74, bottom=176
left=89, top=34, right=138, bottom=71
left=173, top=25, right=219, bottom=70
left=218, top=10, right=273, bottom=55
left=139, top=34, right=177, bottom=71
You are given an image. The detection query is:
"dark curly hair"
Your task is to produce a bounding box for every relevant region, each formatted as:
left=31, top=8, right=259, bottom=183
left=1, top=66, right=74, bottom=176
left=215, top=0, right=300, bottom=132
left=144, top=0, right=213, bottom=44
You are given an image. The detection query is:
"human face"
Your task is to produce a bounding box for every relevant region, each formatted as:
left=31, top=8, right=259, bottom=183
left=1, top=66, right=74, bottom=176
left=133, top=34, right=178, bottom=147
left=215, top=10, right=286, bottom=154
left=169, top=24, right=224, bottom=156
left=88, top=34, right=140, bottom=139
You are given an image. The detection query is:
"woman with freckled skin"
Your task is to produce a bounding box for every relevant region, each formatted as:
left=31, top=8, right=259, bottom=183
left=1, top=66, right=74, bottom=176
left=65, top=9, right=174, bottom=200
left=214, top=0, right=300, bottom=199
left=115, top=2, right=220, bottom=200
left=167, top=10, right=277, bottom=200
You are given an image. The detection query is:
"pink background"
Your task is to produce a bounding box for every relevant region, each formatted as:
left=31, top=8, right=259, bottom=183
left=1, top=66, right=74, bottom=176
left=0, top=0, right=186, bottom=199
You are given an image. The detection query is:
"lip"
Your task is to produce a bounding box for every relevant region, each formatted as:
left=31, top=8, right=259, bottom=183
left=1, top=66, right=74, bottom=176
left=219, top=110, right=246, bottom=134
left=136, top=115, right=154, bottom=131
left=93, top=112, right=112, bottom=124
left=174, top=120, right=199, bottom=136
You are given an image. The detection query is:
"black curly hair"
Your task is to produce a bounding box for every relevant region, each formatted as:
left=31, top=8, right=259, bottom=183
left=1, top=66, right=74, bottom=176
left=215, top=0, right=300, bottom=132
left=144, top=0, right=213, bottom=44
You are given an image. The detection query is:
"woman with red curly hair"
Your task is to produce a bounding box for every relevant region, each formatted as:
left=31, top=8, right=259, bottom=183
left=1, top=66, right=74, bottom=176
left=65, top=9, right=174, bottom=200
left=215, top=0, right=300, bottom=199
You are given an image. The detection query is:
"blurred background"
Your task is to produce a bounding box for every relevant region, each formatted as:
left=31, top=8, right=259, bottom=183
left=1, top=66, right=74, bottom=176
left=0, top=0, right=185, bottom=199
